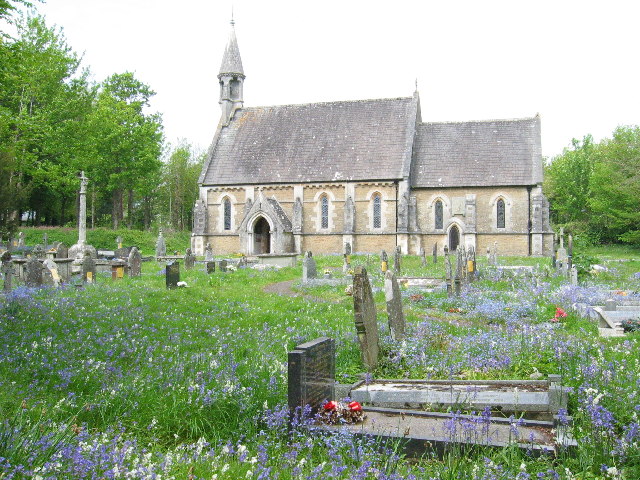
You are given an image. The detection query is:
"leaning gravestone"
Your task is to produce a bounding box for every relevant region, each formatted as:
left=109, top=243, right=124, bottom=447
left=393, top=246, right=401, bottom=274
left=43, top=258, right=61, bottom=287
left=184, top=248, right=196, bottom=270
left=384, top=271, right=405, bottom=341
left=155, top=230, right=166, bottom=257
left=82, top=252, right=96, bottom=283
left=128, top=247, right=142, bottom=277
left=302, top=251, right=317, bottom=282
left=353, top=266, right=380, bottom=370
left=25, top=256, right=44, bottom=287
left=288, top=337, right=335, bottom=420
left=166, top=261, right=179, bottom=289
left=1, top=251, right=13, bottom=292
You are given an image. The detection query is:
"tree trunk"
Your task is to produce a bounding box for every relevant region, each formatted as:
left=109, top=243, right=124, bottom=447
left=127, top=189, right=134, bottom=229
left=112, top=189, right=123, bottom=229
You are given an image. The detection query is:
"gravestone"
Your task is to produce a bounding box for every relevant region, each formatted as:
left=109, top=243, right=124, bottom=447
left=420, top=248, right=426, bottom=267
left=352, top=266, right=380, bottom=370
left=82, top=252, right=96, bottom=283
left=111, top=260, right=127, bottom=280
left=570, top=265, right=578, bottom=286
left=18, top=232, right=25, bottom=247
left=25, top=256, right=43, bottom=287
left=343, top=243, right=352, bottom=274
left=54, top=242, right=69, bottom=259
left=116, top=236, right=123, bottom=249
left=155, top=230, right=166, bottom=257
left=204, top=243, right=214, bottom=262
left=42, top=233, right=49, bottom=251
left=444, top=246, right=453, bottom=297
left=43, top=258, right=61, bottom=287
left=184, top=248, right=196, bottom=270
left=32, top=244, right=46, bottom=259
left=238, top=255, right=247, bottom=268
left=380, top=250, right=388, bottom=272
left=567, top=234, right=574, bottom=271
left=433, top=242, right=438, bottom=264
left=604, top=299, right=617, bottom=311
left=467, top=246, right=476, bottom=280
left=218, top=259, right=227, bottom=272
left=288, top=337, right=335, bottom=419
left=1, top=251, right=13, bottom=292
left=384, top=271, right=405, bottom=341
left=393, top=246, right=401, bottom=274
left=454, top=247, right=463, bottom=295
left=206, top=261, right=216, bottom=274
left=302, top=251, right=317, bottom=282
left=115, top=246, right=131, bottom=259
left=128, top=247, right=142, bottom=277
left=166, top=261, right=179, bottom=289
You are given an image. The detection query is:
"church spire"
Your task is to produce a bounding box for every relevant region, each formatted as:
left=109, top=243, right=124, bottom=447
left=218, top=17, right=245, bottom=126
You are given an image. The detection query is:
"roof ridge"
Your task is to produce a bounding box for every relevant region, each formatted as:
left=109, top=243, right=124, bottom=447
left=240, top=96, right=414, bottom=111
left=419, top=116, right=538, bottom=126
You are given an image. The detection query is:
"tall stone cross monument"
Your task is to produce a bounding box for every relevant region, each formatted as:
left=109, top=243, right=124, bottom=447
left=69, top=171, right=97, bottom=261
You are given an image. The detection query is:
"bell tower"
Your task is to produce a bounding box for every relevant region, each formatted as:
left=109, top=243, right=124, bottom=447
left=218, top=18, right=245, bottom=126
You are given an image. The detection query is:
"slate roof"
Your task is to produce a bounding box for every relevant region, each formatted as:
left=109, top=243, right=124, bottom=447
left=411, top=117, right=542, bottom=188
left=201, top=96, right=418, bottom=186
left=219, top=24, right=244, bottom=77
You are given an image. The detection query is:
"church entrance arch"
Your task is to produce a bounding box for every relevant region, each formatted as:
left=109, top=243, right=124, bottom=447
left=448, top=225, right=460, bottom=251
left=253, top=216, right=271, bottom=254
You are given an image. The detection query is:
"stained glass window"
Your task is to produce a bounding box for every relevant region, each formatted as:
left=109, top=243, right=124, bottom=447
left=321, top=195, right=329, bottom=229
left=435, top=200, right=443, bottom=230
left=223, top=198, right=231, bottom=230
left=497, top=198, right=505, bottom=228
left=373, top=194, right=381, bottom=228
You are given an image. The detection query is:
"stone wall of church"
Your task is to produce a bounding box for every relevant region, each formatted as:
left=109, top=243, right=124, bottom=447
left=300, top=234, right=343, bottom=254
left=353, top=234, right=396, bottom=253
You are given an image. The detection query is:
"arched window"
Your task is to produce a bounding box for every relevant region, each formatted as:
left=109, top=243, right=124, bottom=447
left=320, top=195, right=329, bottom=229
left=496, top=198, right=505, bottom=229
left=223, top=198, right=232, bottom=230
left=373, top=194, right=381, bottom=229
left=435, top=200, right=443, bottom=230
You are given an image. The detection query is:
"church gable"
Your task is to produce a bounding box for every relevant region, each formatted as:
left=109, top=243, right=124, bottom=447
left=410, top=117, right=542, bottom=188
left=201, top=96, right=418, bottom=186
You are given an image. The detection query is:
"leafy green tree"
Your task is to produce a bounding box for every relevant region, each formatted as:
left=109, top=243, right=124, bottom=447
left=87, top=72, right=163, bottom=229
left=589, top=126, right=640, bottom=245
left=158, top=142, right=203, bottom=231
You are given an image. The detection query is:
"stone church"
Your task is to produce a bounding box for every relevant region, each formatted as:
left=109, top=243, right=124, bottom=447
left=192, top=21, right=553, bottom=257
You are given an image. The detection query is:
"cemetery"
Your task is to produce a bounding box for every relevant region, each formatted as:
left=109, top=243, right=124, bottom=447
left=1, top=230, right=639, bottom=478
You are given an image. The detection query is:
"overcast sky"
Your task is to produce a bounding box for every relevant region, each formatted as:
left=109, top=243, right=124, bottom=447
left=31, top=0, right=640, bottom=159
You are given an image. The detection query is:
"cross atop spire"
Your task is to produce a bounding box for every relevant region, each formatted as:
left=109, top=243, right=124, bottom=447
left=219, top=14, right=244, bottom=78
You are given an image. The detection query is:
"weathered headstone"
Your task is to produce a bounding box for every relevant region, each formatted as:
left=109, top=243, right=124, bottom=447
left=166, top=261, right=179, bottom=289
left=570, top=265, right=578, bottom=286
left=352, top=266, right=380, bottom=370
left=43, top=258, right=61, bottom=287
left=454, top=247, right=463, bottom=295
left=393, top=246, right=401, bottom=274
left=82, top=252, right=96, bottom=283
left=302, top=251, right=317, bottom=282
left=218, top=259, right=227, bottom=272
left=17, top=232, right=25, bottom=247
left=42, top=233, right=49, bottom=251
left=444, top=246, right=453, bottom=297
left=54, top=242, right=69, bottom=259
left=32, top=244, right=46, bottom=259
left=380, top=250, right=388, bottom=272
left=467, top=246, right=476, bottom=280
left=567, top=234, right=574, bottom=271
left=288, top=337, right=335, bottom=420
left=420, top=247, right=426, bottom=267
left=238, top=255, right=248, bottom=268
left=204, top=243, right=214, bottom=262
left=156, top=229, right=166, bottom=257
left=206, top=261, right=216, bottom=274
left=116, top=236, right=123, bottom=249
left=111, top=260, right=127, bottom=280
left=25, top=256, right=43, bottom=287
left=604, top=299, right=617, bottom=311
left=433, top=242, right=438, bottom=264
left=1, top=251, right=13, bottom=292
left=125, top=247, right=140, bottom=277
left=184, top=248, right=196, bottom=270
left=384, top=271, right=405, bottom=341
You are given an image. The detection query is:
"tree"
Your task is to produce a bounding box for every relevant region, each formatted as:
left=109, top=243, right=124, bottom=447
left=158, top=142, right=203, bottom=231
left=87, top=72, right=163, bottom=229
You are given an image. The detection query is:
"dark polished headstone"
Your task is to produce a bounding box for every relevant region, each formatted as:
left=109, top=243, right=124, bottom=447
left=166, top=261, right=179, bottom=289
left=206, top=261, right=216, bottom=274
left=218, top=260, right=227, bottom=272
left=288, top=337, right=335, bottom=420
left=353, top=266, right=380, bottom=370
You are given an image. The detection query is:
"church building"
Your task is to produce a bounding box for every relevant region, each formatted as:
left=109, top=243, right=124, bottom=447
left=192, top=21, right=553, bottom=257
